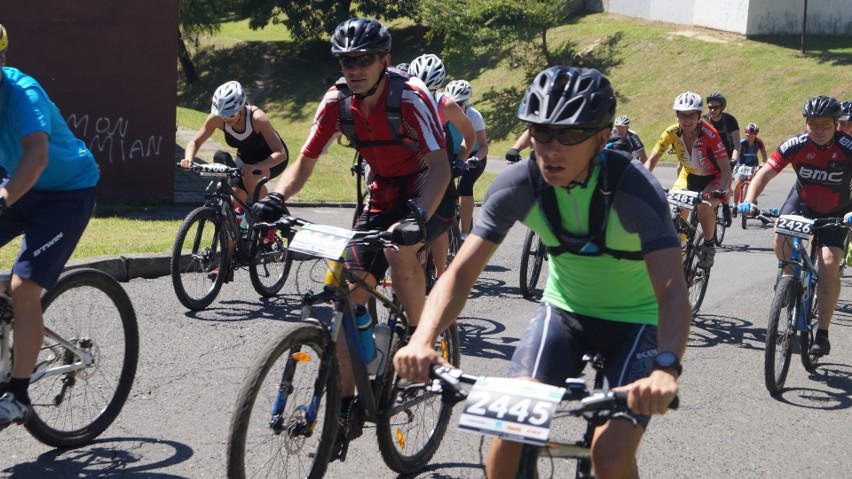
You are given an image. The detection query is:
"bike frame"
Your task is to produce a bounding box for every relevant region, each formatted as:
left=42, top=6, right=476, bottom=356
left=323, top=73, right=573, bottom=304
left=780, top=237, right=819, bottom=337
left=275, top=255, right=408, bottom=429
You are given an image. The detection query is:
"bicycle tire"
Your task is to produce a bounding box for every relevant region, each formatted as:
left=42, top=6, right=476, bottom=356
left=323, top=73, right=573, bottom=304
left=25, top=268, right=138, bottom=448
left=171, top=206, right=229, bottom=310
left=801, top=283, right=821, bottom=372
left=376, top=323, right=460, bottom=474
left=740, top=183, right=749, bottom=230
left=249, top=228, right=293, bottom=297
left=714, top=203, right=727, bottom=246
left=685, top=225, right=710, bottom=315
left=519, top=229, right=545, bottom=299
left=764, top=276, right=797, bottom=394
left=227, top=322, right=340, bottom=479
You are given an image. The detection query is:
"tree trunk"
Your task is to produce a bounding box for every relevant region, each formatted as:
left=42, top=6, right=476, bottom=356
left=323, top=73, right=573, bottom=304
left=178, top=29, right=199, bottom=84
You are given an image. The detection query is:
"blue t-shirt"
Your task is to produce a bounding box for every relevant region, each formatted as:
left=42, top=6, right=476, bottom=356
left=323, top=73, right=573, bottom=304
left=0, top=67, right=99, bottom=191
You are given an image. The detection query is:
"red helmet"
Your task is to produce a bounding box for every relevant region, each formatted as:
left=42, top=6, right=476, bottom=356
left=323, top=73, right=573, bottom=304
left=744, top=123, right=759, bottom=135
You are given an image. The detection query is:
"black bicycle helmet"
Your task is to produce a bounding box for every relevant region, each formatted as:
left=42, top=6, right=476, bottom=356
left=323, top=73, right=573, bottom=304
left=605, top=135, right=634, bottom=154
left=840, top=100, right=852, bottom=121
left=517, top=67, right=616, bottom=130
left=330, top=18, right=391, bottom=56
left=802, top=95, right=842, bottom=119
left=706, top=92, right=727, bottom=109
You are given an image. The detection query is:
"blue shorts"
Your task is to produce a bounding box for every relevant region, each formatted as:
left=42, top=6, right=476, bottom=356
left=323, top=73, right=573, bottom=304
left=507, top=303, right=658, bottom=428
left=0, top=186, right=96, bottom=290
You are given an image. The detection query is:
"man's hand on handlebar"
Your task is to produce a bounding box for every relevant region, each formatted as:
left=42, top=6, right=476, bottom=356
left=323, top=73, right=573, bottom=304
left=394, top=341, right=449, bottom=384
left=737, top=202, right=758, bottom=215
left=251, top=192, right=289, bottom=222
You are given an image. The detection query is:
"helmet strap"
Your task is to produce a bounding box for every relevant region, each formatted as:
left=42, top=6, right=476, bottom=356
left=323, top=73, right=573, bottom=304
left=355, top=67, right=387, bottom=100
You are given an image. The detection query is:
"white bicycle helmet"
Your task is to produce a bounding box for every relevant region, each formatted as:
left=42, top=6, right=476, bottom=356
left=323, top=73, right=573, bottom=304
left=673, top=92, right=703, bottom=112
left=409, top=54, right=446, bottom=91
left=211, top=81, right=247, bottom=118
left=445, top=80, right=472, bottom=104
left=614, top=115, right=630, bottom=126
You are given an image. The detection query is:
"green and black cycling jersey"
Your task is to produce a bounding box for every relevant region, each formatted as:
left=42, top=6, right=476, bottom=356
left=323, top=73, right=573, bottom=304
left=472, top=150, right=678, bottom=325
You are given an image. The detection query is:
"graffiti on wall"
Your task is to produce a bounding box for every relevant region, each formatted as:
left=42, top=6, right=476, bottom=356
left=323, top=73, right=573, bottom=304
left=66, top=113, right=164, bottom=165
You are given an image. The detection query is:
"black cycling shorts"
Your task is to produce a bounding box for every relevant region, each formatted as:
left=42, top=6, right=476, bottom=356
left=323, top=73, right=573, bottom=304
left=507, top=303, right=658, bottom=428
left=457, top=157, right=487, bottom=197
left=346, top=195, right=455, bottom=280
left=779, top=185, right=849, bottom=249
left=214, top=150, right=288, bottom=193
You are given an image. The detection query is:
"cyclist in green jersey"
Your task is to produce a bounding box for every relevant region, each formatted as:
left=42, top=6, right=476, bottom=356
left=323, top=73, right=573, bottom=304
left=394, top=66, right=690, bottom=479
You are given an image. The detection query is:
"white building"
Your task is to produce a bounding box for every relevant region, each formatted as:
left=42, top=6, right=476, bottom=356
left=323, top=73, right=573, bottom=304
left=598, top=0, right=851, bottom=36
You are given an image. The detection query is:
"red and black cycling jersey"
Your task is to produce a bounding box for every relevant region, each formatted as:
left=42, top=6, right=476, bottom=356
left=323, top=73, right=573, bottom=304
left=767, top=131, right=852, bottom=215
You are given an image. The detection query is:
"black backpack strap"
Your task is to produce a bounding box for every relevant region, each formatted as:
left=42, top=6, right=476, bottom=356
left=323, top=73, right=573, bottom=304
left=337, top=72, right=419, bottom=151
left=539, top=152, right=643, bottom=261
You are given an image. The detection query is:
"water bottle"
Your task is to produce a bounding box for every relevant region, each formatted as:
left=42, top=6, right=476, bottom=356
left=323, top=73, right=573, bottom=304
left=354, top=304, right=376, bottom=363
left=234, top=207, right=249, bottom=238
left=368, top=323, right=392, bottom=375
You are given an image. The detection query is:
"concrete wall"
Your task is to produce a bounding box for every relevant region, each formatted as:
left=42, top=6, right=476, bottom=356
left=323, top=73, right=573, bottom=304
left=4, top=1, right=178, bottom=203
left=608, top=0, right=852, bottom=35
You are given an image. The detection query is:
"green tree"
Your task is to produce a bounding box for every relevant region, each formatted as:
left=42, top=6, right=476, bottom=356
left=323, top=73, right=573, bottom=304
left=178, top=0, right=235, bottom=83
left=419, top=0, right=622, bottom=140
left=238, top=0, right=416, bottom=43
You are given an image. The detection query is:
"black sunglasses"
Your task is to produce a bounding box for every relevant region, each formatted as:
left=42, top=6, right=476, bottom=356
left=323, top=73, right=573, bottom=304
left=529, top=126, right=598, bottom=146
left=708, top=105, right=721, bottom=110
left=339, top=54, right=380, bottom=70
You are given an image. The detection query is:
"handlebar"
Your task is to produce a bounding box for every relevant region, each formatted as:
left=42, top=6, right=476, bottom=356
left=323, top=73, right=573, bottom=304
left=177, top=163, right=262, bottom=178
left=427, top=365, right=679, bottom=412
left=254, top=216, right=396, bottom=251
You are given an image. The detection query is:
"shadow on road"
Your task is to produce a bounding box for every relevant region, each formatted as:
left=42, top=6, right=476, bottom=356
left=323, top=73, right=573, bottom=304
left=457, top=316, right=518, bottom=362
left=2, top=437, right=192, bottom=478
left=771, top=364, right=852, bottom=410
left=688, top=313, right=765, bottom=350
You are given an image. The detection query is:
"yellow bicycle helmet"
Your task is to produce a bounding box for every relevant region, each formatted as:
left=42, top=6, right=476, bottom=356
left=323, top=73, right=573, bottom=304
left=0, top=24, right=8, bottom=51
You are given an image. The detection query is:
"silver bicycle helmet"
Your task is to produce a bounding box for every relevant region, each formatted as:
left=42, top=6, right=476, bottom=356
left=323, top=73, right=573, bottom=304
left=840, top=100, right=852, bottom=121
left=673, top=92, right=703, bottom=112
left=211, top=81, right=247, bottom=118
left=409, top=54, right=446, bottom=91
left=516, top=66, right=616, bottom=129
left=330, top=18, right=391, bottom=56
left=614, top=115, right=630, bottom=126
left=445, top=80, right=472, bottom=104
left=802, top=96, right=841, bottom=119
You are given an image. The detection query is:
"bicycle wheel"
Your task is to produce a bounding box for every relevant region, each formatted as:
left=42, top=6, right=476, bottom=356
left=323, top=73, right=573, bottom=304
left=25, top=268, right=138, bottom=448
left=227, top=322, right=340, bottom=479
left=714, top=203, right=727, bottom=246
left=249, top=228, right=293, bottom=297
left=684, top=227, right=710, bottom=315
left=171, top=206, right=229, bottom=310
left=519, top=229, right=545, bottom=299
left=740, top=183, right=749, bottom=230
left=376, top=323, right=460, bottom=474
left=801, top=283, right=821, bottom=372
left=765, top=276, right=797, bottom=394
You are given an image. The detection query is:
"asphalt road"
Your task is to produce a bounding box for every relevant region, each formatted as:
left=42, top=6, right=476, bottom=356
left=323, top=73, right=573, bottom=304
left=4, top=167, right=852, bottom=478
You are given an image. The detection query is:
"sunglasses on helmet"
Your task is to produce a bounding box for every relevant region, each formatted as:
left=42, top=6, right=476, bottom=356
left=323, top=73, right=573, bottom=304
left=339, top=53, right=381, bottom=70
left=529, top=126, right=598, bottom=146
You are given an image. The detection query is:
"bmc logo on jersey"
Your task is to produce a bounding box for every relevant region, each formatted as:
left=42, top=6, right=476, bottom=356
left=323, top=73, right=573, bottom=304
left=779, top=134, right=807, bottom=154
left=840, top=135, right=852, bottom=149
left=799, top=166, right=843, bottom=183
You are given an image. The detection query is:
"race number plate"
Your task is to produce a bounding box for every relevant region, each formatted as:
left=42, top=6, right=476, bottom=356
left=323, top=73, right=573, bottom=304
left=775, top=215, right=814, bottom=239
left=667, top=190, right=700, bottom=210
left=458, top=377, right=565, bottom=446
left=738, top=166, right=754, bottom=177
left=195, top=163, right=232, bottom=177
left=288, top=224, right=355, bottom=260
